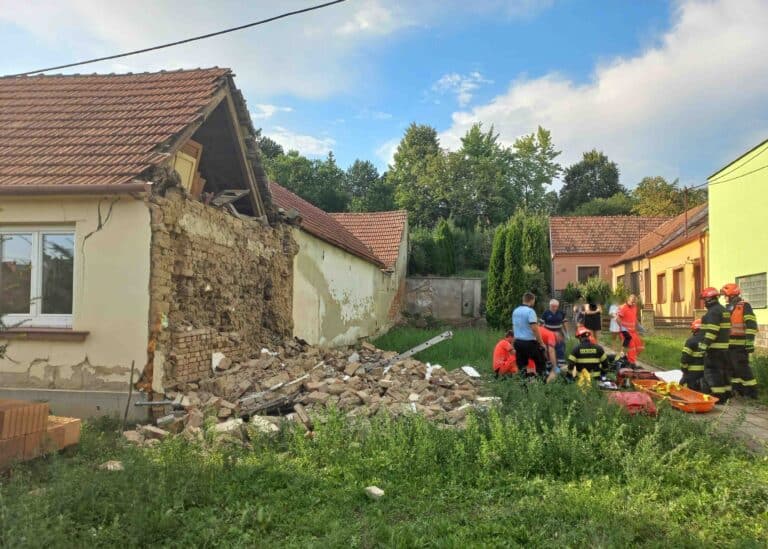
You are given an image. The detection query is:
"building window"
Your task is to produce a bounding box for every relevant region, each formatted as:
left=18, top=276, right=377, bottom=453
left=1, top=229, right=74, bottom=327
left=577, top=266, right=599, bottom=283
left=736, top=272, right=767, bottom=309
left=657, top=273, right=667, bottom=304
left=673, top=268, right=685, bottom=302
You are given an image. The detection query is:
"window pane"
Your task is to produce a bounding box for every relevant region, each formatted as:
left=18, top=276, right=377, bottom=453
left=42, top=234, right=74, bottom=314
left=1, top=233, right=32, bottom=314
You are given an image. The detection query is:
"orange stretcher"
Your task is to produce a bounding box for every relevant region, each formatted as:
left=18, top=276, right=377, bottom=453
left=631, top=379, right=719, bottom=413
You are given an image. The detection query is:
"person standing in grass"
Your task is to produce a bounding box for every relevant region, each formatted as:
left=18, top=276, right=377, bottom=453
left=542, top=299, right=568, bottom=364
left=721, top=283, right=759, bottom=399
left=617, top=294, right=643, bottom=365
left=699, top=287, right=732, bottom=403
left=583, top=300, right=602, bottom=340
left=680, top=319, right=706, bottom=392
left=512, top=292, right=546, bottom=377
left=608, top=301, right=621, bottom=346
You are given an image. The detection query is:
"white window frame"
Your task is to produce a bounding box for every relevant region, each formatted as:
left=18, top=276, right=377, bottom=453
left=1, top=226, right=75, bottom=328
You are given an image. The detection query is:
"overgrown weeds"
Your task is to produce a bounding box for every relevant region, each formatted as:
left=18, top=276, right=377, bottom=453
left=2, top=378, right=767, bottom=547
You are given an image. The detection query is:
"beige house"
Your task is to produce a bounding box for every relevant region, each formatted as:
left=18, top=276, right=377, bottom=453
left=0, top=69, right=296, bottom=418
left=269, top=182, right=408, bottom=346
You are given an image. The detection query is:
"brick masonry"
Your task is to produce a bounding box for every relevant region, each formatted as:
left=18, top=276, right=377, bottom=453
left=148, top=189, right=298, bottom=386
left=756, top=326, right=768, bottom=349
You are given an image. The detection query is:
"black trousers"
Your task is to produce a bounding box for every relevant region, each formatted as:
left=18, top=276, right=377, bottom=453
left=729, top=348, right=759, bottom=398
left=621, top=331, right=632, bottom=348
left=514, top=339, right=547, bottom=376
left=703, top=349, right=732, bottom=402
left=680, top=370, right=705, bottom=392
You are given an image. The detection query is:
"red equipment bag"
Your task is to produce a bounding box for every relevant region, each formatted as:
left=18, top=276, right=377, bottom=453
left=607, top=391, right=658, bottom=416
left=616, top=368, right=658, bottom=388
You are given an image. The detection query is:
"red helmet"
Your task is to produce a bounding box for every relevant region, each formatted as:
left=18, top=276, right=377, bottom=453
left=576, top=326, right=592, bottom=338
left=700, top=287, right=720, bottom=300
left=690, top=319, right=702, bottom=332
left=721, top=283, right=741, bottom=298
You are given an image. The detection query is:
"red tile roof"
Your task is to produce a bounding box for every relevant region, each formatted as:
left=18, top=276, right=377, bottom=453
left=614, top=204, right=708, bottom=264
left=330, top=211, right=407, bottom=270
left=549, top=216, right=671, bottom=255
left=268, top=182, right=384, bottom=268
left=0, top=68, right=230, bottom=188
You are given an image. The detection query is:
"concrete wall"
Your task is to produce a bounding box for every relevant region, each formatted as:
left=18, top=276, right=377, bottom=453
left=292, top=228, right=405, bottom=347
left=553, top=253, right=621, bottom=292
left=405, top=277, right=482, bottom=320
left=0, top=195, right=151, bottom=392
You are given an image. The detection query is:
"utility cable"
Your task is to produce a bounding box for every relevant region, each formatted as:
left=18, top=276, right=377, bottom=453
left=5, top=0, right=348, bottom=77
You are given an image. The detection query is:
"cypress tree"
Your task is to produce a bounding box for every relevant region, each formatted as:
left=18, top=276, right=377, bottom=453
left=502, top=213, right=526, bottom=326
left=433, top=219, right=456, bottom=275
left=485, top=224, right=508, bottom=328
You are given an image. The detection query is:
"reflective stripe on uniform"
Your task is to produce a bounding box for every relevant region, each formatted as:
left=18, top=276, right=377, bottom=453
left=687, top=365, right=705, bottom=372
left=571, top=358, right=603, bottom=364
left=743, top=379, right=758, bottom=386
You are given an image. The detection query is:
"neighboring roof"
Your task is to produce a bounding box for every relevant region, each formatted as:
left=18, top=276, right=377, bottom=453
left=268, top=182, right=384, bottom=268
left=0, top=68, right=230, bottom=189
left=549, top=216, right=671, bottom=255
left=330, top=211, right=407, bottom=270
left=613, top=204, right=708, bottom=265
left=708, top=137, right=768, bottom=180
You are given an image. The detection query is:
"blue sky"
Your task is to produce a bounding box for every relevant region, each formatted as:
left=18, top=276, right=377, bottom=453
left=2, top=0, right=767, bottom=187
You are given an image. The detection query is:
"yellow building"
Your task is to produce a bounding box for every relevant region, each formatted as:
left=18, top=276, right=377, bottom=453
left=612, top=204, right=707, bottom=318
left=708, top=139, right=768, bottom=348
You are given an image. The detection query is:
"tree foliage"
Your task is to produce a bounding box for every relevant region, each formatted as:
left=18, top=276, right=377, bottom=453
left=265, top=151, right=350, bottom=212
left=571, top=192, right=636, bottom=216
left=631, top=176, right=706, bottom=216
left=558, top=150, right=624, bottom=213
left=346, top=160, right=396, bottom=212
left=510, top=126, right=562, bottom=211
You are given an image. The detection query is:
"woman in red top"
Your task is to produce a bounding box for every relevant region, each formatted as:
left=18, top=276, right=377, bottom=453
left=617, top=294, right=643, bottom=364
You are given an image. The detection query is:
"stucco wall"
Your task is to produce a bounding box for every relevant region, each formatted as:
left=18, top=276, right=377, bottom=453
left=553, top=253, right=620, bottom=291
left=0, top=195, right=151, bottom=391
left=292, top=228, right=403, bottom=347
left=649, top=238, right=704, bottom=318
left=709, top=141, right=768, bottom=329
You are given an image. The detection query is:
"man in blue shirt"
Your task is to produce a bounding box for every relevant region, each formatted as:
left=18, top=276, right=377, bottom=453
left=542, top=298, right=568, bottom=364
left=512, top=292, right=546, bottom=376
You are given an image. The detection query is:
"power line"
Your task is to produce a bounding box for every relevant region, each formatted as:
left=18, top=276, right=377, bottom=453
left=708, top=163, right=768, bottom=186
left=5, top=0, right=348, bottom=77
left=708, top=142, right=768, bottom=183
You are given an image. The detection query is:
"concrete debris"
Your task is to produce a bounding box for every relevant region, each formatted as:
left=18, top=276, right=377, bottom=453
left=365, top=486, right=385, bottom=500
left=99, top=460, right=124, bottom=471
left=135, top=339, right=487, bottom=442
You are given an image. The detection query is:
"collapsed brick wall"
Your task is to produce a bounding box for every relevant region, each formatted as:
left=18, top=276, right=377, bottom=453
left=148, top=189, right=297, bottom=387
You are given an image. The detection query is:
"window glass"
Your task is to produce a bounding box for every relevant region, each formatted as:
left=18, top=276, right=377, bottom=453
left=42, top=234, right=74, bottom=314
left=737, top=273, right=767, bottom=309
left=1, top=233, right=33, bottom=314
left=577, top=266, right=599, bottom=283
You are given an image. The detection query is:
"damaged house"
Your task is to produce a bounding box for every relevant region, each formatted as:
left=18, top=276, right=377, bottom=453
left=0, top=68, right=297, bottom=418
left=269, top=182, right=407, bottom=347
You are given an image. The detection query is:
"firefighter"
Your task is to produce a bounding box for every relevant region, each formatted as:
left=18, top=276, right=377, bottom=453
left=567, top=326, right=609, bottom=380
left=699, top=287, right=732, bottom=402
left=721, top=283, right=759, bottom=398
left=680, top=319, right=705, bottom=392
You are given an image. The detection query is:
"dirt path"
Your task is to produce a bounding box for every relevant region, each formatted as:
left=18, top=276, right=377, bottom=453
left=606, top=346, right=768, bottom=453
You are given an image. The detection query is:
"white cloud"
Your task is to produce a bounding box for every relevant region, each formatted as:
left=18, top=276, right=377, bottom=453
left=250, top=104, right=293, bottom=120
left=375, top=138, right=400, bottom=168
left=336, top=0, right=407, bottom=36
left=357, top=108, right=393, bottom=120
left=432, top=71, right=493, bottom=107
left=269, top=126, right=335, bottom=157
left=440, top=0, right=768, bottom=186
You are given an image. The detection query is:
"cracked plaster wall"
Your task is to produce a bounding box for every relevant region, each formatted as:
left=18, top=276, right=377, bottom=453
left=0, top=195, right=151, bottom=390
left=291, top=228, right=405, bottom=347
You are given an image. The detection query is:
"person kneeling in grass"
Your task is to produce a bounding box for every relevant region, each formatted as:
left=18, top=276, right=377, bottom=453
left=493, top=330, right=519, bottom=377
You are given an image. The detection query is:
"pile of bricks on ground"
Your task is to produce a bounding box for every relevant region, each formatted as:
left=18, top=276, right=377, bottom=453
left=125, top=340, right=494, bottom=446
left=0, top=399, right=81, bottom=469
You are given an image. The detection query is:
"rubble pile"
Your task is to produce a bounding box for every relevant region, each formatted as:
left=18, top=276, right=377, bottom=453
left=125, top=340, right=493, bottom=446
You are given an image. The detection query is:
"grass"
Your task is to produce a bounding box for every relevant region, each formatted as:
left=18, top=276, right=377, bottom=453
left=372, top=326, right=503, bottom=372
left=3, top=327, right=768, bottom=546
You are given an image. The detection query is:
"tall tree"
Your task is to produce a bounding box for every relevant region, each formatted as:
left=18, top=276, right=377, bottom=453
left=510, top=126, right=562, bottom=211
left=389, top=123, right=447, bottom=227
left=265, top=151, right=350, bottom=212
left=631, top=176, right=706, bottom=216
left=557, top=150, right=625, bottom=213
left=445, top=124, right=516, bottom=228
left=571, top=192, right=636, bottom=216
left=345, top=160, right=396, bottom=212
left=485, top=224, right=508, bottom=329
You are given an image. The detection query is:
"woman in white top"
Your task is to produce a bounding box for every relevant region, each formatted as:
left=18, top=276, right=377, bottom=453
left=608, top=302, right=621, bottom=345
